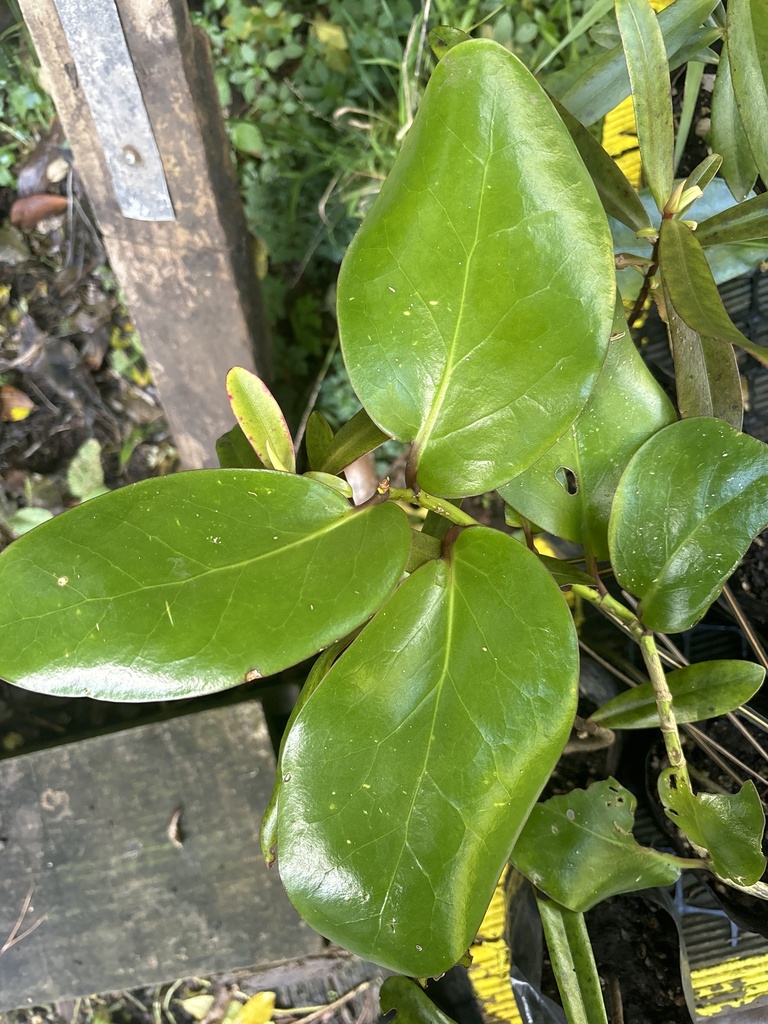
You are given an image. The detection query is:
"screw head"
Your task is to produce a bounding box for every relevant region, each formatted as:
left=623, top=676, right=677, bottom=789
left=122, top=145, right=141, bottom=166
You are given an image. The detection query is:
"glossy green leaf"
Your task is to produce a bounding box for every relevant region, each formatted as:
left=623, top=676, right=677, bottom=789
left=226, top=367, right=295, bottom=473
left=729, top=0, right=768, bottom=186
left=216, top=423, right=264, bottom=470
left=550, top=94, right=652, bottom=232
left=609, top=417, right=768, bottom=632
left=696, top=191, right=768, bottom=246
left=659, top=218, right=768, bottom=368
left=710, top=44, right=758, bottom=203
left=380, top=978, right=459, bottom=1024
left=338, top=39, right=615, bottom=498
left=590, top=660, right=766, bottom=729
left=276, top=526, right=578, bottom=976
left=305, top=410, right=334, bottom=471
left=316, top=408, right=389, bottom=476
left=0, top=471, right=410, bottom=700
left=512, top=780, right=682, bottom=912
left=261, top=643, right=344, bottom=867
left=659, top=770, right=766, bottom=885
left=663, top=281, right=743, bottom=428
left=499, top=317, right=675, bottom=560
left=553, top=0, right=719, bottom=124
left=616, top=0, right=674, bottom=213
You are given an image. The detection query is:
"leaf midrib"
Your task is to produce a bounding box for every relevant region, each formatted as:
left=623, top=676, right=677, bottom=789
left=413, top=93, right=496, bottom=454
left=373, top=567, right=456, bottom=954
left=4, top=509, right=365, bottom=625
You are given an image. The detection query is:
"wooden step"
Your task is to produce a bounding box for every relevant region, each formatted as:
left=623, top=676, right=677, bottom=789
left=0, top=702, right=323, bottom=1010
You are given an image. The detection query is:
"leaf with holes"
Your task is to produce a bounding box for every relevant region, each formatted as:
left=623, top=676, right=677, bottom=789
left=276, top=526, right=578, bottom=976
left=590, top=660, right=765, bottom=729
left=338, top=39, right=615, bottom=498
left=0, top=471, right=410, bottom=700
left=511, top=780, right=682, bottom=912
left=499, top=315, right=675, bottom=559
left=659, top=771, right=766, bottom=885
left=609, top=418, right=768, bottom=632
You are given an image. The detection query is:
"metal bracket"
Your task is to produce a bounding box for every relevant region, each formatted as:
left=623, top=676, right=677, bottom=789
left=52, top=0, right=175, bottom=221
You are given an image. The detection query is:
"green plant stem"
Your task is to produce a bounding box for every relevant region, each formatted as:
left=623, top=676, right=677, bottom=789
left=536, top=895, right=609, bottom=1024
left=628, top=238, right=659, bottom=328
left=388, top=487, right=478, bottom=527
left=571, top=584, right=643, bottom=639
left=573, top=584, right=693, bottom=794
left=639, top=631, right=692, bottom=793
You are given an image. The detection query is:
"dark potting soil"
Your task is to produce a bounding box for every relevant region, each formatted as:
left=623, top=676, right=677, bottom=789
left=538, top=892, right=690, bottom=1024
left=585, top=894, right=691, bottom=1024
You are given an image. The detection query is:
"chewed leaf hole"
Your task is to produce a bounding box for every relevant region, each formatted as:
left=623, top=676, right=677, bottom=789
left=555, top=466, right=579, bottom=495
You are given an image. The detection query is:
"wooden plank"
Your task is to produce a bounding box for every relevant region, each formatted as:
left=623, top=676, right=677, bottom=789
left=19, top=0, right=271, bottom=469
left=0, top=703, right=323, bottom=1011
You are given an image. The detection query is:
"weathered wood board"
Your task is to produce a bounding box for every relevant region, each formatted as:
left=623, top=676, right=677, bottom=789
left=0, top=702, right=322, bottom=1011
left=19, top=0, right=270, bottom=469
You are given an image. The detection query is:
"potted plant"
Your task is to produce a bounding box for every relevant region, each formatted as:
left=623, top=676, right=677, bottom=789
left=1, top=1, right=768, bottom=1020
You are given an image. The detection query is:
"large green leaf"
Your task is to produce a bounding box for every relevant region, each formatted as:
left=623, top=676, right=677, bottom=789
left=659, top=218, right=768, bottom=368
left=261, top=643, right=344, bottom=867
left=550, top=95, right=651, bottom=232
left=552, top=0, right=719, bottom=124
left=590, top=660, right=766, bottom=729
left=659, top=771, right=766, bottom=885
left=276, top=526, right=578, bottom=976
left=729, top=0, right=768, bottom=186
left=616, top=0, right=674, bottom=213
left=338, top=39, right=615, bottom=498
left=498, top=317, right=675, bottom=560
left=511, top=780, right=682, bottom=912
left=710, top=44, right=758, bottom=203
left=0, top=471, right=410, bottom=700
left=609, top=418, right=768, bottom=632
